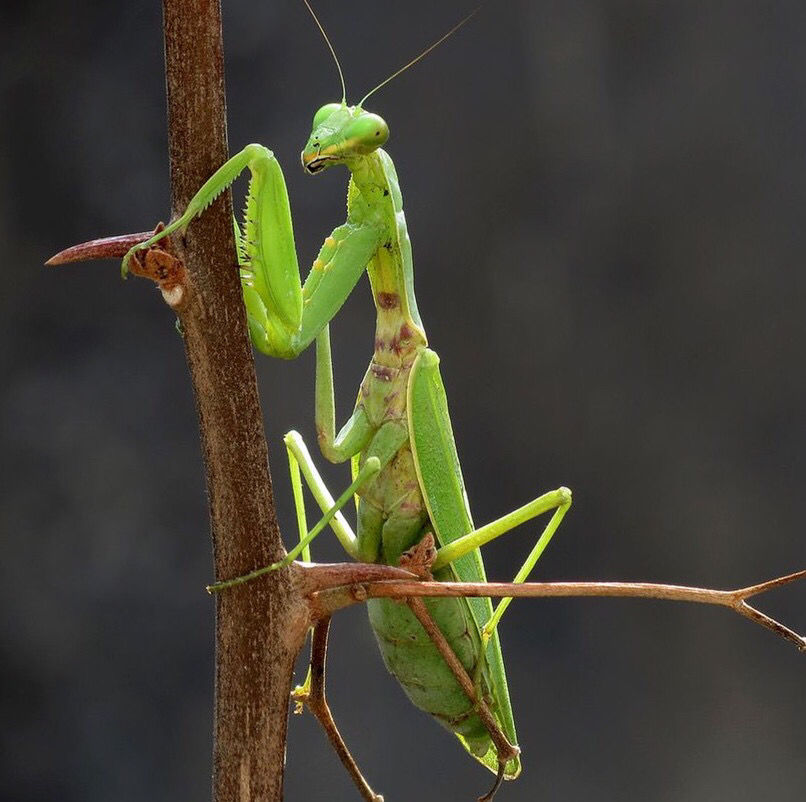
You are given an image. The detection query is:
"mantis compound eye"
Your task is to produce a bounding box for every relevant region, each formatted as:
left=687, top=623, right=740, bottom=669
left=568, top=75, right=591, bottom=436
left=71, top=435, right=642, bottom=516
left=312, top=102, right=343, bottom=129
left=343, top=113, right=389, bottom=153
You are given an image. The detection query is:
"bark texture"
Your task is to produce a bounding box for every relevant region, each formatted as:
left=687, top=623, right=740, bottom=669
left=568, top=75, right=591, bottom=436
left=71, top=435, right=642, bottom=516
left=162, top=2, right=307, bottom=800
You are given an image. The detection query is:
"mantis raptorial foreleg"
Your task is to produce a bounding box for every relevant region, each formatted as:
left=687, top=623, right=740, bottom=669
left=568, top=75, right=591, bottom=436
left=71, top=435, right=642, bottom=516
left=121, top=144, right=382, bottom=359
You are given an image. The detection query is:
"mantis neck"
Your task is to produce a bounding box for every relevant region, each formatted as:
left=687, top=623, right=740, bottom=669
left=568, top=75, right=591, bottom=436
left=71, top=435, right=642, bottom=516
left=348, top=152, right=427, bottom=369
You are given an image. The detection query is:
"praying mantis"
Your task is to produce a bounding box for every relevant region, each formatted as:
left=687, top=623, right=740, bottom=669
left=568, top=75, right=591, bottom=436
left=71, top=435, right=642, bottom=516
left=114, top=8, right=571, bottom=799
left=45, top=4, right=806, bottom=802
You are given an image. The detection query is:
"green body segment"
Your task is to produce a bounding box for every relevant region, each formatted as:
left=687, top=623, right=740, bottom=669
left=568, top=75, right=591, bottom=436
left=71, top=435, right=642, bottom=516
left=367, top=588, right=500, bottom=756
left=407, top=350, right=519, bottom=774
left=313, top=137, right=520, bottom=777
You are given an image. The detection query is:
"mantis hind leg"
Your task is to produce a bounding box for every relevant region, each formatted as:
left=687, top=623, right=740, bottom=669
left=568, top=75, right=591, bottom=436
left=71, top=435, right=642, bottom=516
left=432, top=486, right=572, bottom=647
left=295, top=616, right=384, bottom=802
left=482, top=492, right=572, bottom=648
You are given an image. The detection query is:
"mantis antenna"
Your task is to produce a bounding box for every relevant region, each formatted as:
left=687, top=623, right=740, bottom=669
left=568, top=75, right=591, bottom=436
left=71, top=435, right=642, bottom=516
left=358, top=4, right=482, bottom=107
left=302, top=0, right=347, bottom=104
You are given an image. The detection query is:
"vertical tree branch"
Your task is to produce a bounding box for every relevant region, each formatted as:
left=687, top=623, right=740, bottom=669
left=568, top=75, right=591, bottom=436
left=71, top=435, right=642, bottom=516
left=161, top=2, right=307, bottom=800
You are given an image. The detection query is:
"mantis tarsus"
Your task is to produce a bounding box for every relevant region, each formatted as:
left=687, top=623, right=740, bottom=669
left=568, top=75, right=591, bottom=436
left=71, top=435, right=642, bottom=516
left=46, top=3, right=806, bottom=801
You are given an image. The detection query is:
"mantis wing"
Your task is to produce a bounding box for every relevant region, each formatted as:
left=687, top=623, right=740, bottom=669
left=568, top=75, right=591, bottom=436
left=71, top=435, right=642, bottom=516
left=408, top=348, right=520, bottom=778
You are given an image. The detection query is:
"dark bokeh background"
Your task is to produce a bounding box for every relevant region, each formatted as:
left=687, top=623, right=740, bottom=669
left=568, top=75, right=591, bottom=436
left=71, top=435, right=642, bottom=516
left=2, top=1, right=805, bottom=800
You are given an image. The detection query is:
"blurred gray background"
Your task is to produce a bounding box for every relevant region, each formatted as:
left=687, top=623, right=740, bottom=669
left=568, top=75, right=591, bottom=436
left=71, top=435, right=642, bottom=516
left=2, top=1, right=805, bottom=800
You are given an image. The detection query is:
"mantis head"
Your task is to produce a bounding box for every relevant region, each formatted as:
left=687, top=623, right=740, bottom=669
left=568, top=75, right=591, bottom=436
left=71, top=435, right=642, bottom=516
left=298, top=0, right=477, bottom=177
left=301, top=103, right=389, bottom=174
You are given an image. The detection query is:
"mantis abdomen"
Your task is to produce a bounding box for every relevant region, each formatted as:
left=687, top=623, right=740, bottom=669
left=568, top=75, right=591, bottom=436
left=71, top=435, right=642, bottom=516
left=367, top=591, right=497, bottom=757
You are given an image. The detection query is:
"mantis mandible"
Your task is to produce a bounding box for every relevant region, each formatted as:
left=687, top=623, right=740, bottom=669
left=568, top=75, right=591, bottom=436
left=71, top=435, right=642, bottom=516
left=118, top=5, right=570, bottom=800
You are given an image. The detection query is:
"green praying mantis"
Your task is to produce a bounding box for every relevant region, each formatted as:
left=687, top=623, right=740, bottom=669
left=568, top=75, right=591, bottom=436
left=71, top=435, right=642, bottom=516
left=115, top=7, right=571, bottom=799
left=46, top=4, right=806, bottom=802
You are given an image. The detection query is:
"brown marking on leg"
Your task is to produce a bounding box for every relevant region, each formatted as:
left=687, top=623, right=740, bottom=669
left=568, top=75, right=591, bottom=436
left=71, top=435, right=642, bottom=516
left=303, top=617, right=384, bottom=802
left=405, top=598, right=520, bottom=773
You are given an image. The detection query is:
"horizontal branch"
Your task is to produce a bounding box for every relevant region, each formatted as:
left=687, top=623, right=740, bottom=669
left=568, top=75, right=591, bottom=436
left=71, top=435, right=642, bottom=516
left=299, top=564, right=806, bottom=652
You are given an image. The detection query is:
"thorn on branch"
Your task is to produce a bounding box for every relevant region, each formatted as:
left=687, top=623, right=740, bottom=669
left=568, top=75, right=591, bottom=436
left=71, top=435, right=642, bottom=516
left=45, top=231, right=153, bottom=265
left=46, top=223, right=189, bottom=310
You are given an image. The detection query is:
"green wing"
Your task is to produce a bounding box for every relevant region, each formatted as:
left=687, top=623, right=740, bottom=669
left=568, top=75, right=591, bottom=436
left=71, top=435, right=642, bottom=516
left=407, top=348, right=520, bottom=778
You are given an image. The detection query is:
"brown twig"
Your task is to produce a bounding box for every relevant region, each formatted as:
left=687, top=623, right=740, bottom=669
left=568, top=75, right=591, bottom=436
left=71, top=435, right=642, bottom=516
left=299, top=617, right=384, bottom=802
left=301, top=565, right=806, bottom=651
left=46, top=226, right=187, bottom=306
left=48, top=3, right=308, bottom=799
left=406, top=597, right=519, bottom=765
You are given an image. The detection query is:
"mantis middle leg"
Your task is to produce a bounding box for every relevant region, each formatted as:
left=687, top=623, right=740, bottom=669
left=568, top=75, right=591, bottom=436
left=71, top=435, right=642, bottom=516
left=207, top=434, right=379, bottom=592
